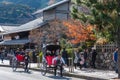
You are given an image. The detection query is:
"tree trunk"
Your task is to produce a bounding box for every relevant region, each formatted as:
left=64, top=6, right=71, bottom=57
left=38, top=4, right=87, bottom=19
left=117, top=25, right=120, bottom=78
left=117, top=0, right=120, bottom=78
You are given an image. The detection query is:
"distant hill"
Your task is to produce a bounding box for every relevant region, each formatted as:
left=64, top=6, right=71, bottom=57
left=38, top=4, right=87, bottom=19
left=0, top=0, right=61, bottom=9
left=0, top=0, right=61, bottom=24
left=0, top=3, right=35, bottom=24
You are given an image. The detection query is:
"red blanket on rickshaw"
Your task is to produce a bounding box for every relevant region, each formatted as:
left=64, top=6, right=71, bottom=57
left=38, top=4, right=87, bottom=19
left=46, top=55, right=55, bottom=65
left=16, top=54, right=24, bottom=62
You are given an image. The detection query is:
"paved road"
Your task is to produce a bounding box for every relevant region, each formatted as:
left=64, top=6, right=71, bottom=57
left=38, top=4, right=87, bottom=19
left=0, top=67, right=85, bottom=80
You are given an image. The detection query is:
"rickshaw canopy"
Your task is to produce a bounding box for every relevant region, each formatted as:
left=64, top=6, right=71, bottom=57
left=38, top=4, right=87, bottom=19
left=45, top=45, right=61, bottom=51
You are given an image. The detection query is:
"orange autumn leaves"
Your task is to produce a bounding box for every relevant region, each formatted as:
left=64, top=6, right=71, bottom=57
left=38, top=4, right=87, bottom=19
left=63, top=19, right=96, bottom=44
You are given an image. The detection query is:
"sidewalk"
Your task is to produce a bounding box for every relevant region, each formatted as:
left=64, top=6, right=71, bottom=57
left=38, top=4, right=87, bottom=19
left=0, top=60, right=118, bottom=80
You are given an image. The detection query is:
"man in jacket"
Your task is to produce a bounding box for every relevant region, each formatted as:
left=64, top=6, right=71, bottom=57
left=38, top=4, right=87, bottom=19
left=52, top=54, right=66, bottom=77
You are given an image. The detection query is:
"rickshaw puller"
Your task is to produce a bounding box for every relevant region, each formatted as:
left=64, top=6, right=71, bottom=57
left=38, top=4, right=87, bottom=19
left=52, top=54, right=66, bottom=77
left=24, top=52, right=30, bottom=72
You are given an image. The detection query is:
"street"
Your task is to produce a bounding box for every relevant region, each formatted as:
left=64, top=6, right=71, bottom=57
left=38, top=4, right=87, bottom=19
left=0, top=67, right=85, bottom=80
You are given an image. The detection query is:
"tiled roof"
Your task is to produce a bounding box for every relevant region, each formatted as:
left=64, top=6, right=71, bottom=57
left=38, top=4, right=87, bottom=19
left=0, top=17, right=44, bottom=35
left=0, top=26, right=18, bottom=32
left=0, top=39, right=30, bottom=45
left=33, top=0, right=69, bottom=15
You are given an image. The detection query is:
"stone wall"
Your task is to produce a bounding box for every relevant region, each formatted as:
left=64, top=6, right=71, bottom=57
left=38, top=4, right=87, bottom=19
left=86, top=51, right=114, bottom=70
left=96, top=52, right=114, bottom=70
left=86, top=43, right=117, bottom=70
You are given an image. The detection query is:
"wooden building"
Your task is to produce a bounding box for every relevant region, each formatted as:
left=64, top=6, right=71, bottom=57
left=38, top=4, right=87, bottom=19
left=0, top=0, right=70, bottom=49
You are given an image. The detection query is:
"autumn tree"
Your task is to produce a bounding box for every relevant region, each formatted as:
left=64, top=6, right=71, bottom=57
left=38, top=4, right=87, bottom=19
left=63, top=19, right=96, bottom=45
left=29, top=20, right=66, bottom=49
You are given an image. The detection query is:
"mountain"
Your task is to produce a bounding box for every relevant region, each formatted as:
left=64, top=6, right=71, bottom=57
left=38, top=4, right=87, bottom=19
left=0, top=0, right=61, bottom=24
left=0, top=0, right=61, bottom=25
left=0, top=0, right=61, bottom=9
left=0, top=3, right=35, bottom=24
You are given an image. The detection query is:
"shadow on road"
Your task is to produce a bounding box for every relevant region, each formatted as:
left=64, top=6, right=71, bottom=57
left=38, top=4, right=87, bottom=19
left=47, top=75, right=71, bottom=80
left=13, top=70, right=32, bottom=74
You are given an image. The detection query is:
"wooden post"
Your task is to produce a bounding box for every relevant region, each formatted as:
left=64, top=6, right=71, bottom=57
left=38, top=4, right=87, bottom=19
left=37, top=56, right=40, bottom=68
left=68, top=57, right=74, bottom=72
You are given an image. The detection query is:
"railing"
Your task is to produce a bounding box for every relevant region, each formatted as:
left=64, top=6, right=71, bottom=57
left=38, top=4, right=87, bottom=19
left=96, top=43, right=117, bottom=52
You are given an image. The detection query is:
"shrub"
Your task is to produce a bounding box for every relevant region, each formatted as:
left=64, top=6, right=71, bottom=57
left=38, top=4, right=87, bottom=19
left=38, top=51, right=43, bottom=62
left=66, top=48, right=74, bottom=58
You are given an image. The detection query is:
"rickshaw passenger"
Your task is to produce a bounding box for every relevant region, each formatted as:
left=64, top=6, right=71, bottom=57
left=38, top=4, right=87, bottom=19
left=56, top=49, right=60, bottom=56
left=51, top=50, right=55, bottom=56
left=20, top=49, right=25, bottom=55
left=46, top=50, right=51, bottom=56
left=46, top=50, right=55, bottom=65
left=15, top=49, right=20, bottom=56
left=52, top=54, right=66, bottom=77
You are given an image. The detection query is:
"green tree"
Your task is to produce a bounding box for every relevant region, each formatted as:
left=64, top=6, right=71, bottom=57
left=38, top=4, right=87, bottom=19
left=71, top=0, right=120, bottom=78
left=71, top=0, right=118, bottom=41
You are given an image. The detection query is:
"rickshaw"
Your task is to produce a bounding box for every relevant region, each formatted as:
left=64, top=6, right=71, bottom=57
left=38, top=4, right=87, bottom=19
left=11, top=52, right=30, bottom=72
left=40, top=44, right=61, bottom=76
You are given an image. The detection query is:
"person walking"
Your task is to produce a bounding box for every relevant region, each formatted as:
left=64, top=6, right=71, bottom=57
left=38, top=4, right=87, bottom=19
left=83, top=49, right=88, bottom=68
left=73, top=50, right=80, bottom=69
left=32, top=49, right=38, bottom=63
left=91, top=49, right=97, bottom=68
left=79, top=53, right=85, bottom=69
left=113, top=47, right=118, bottom=73
left=0, top=48, right=5, bottom=63
left=62, top=48, right=68, bottom=65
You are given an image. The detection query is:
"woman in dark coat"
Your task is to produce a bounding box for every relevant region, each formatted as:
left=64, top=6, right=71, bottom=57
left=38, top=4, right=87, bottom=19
left=91, top=49, right=97, bottom=68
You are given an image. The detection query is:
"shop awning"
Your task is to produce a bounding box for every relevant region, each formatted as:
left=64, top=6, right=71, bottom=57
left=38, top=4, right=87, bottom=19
left=0, top=39, right=31, bottom=45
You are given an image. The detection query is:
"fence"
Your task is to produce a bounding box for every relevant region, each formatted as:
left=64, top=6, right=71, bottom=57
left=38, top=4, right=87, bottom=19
left=96, top=43, right=117, bottom=53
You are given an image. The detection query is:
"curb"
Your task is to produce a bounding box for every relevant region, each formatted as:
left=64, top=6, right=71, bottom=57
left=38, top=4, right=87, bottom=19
left=0, top=64, right=11, bottom=67
left=0, top=64, right=107, bottom=80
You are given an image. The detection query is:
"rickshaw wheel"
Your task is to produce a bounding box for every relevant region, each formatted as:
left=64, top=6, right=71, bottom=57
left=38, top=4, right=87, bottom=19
left=11, top=57, right=17, bottom=71
left=41, top=61, right=47, bottom=76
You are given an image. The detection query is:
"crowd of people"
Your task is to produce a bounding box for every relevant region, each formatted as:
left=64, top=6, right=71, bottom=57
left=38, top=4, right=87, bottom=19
left=45, top=46, right=119, bottom=77
left=0, top=46, right=118, bottom=76
left=73, top=48, right=97, bottom=70
left=0, top=46, right=104, bottom=72
left=73, top=47, right=119, bottom=75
